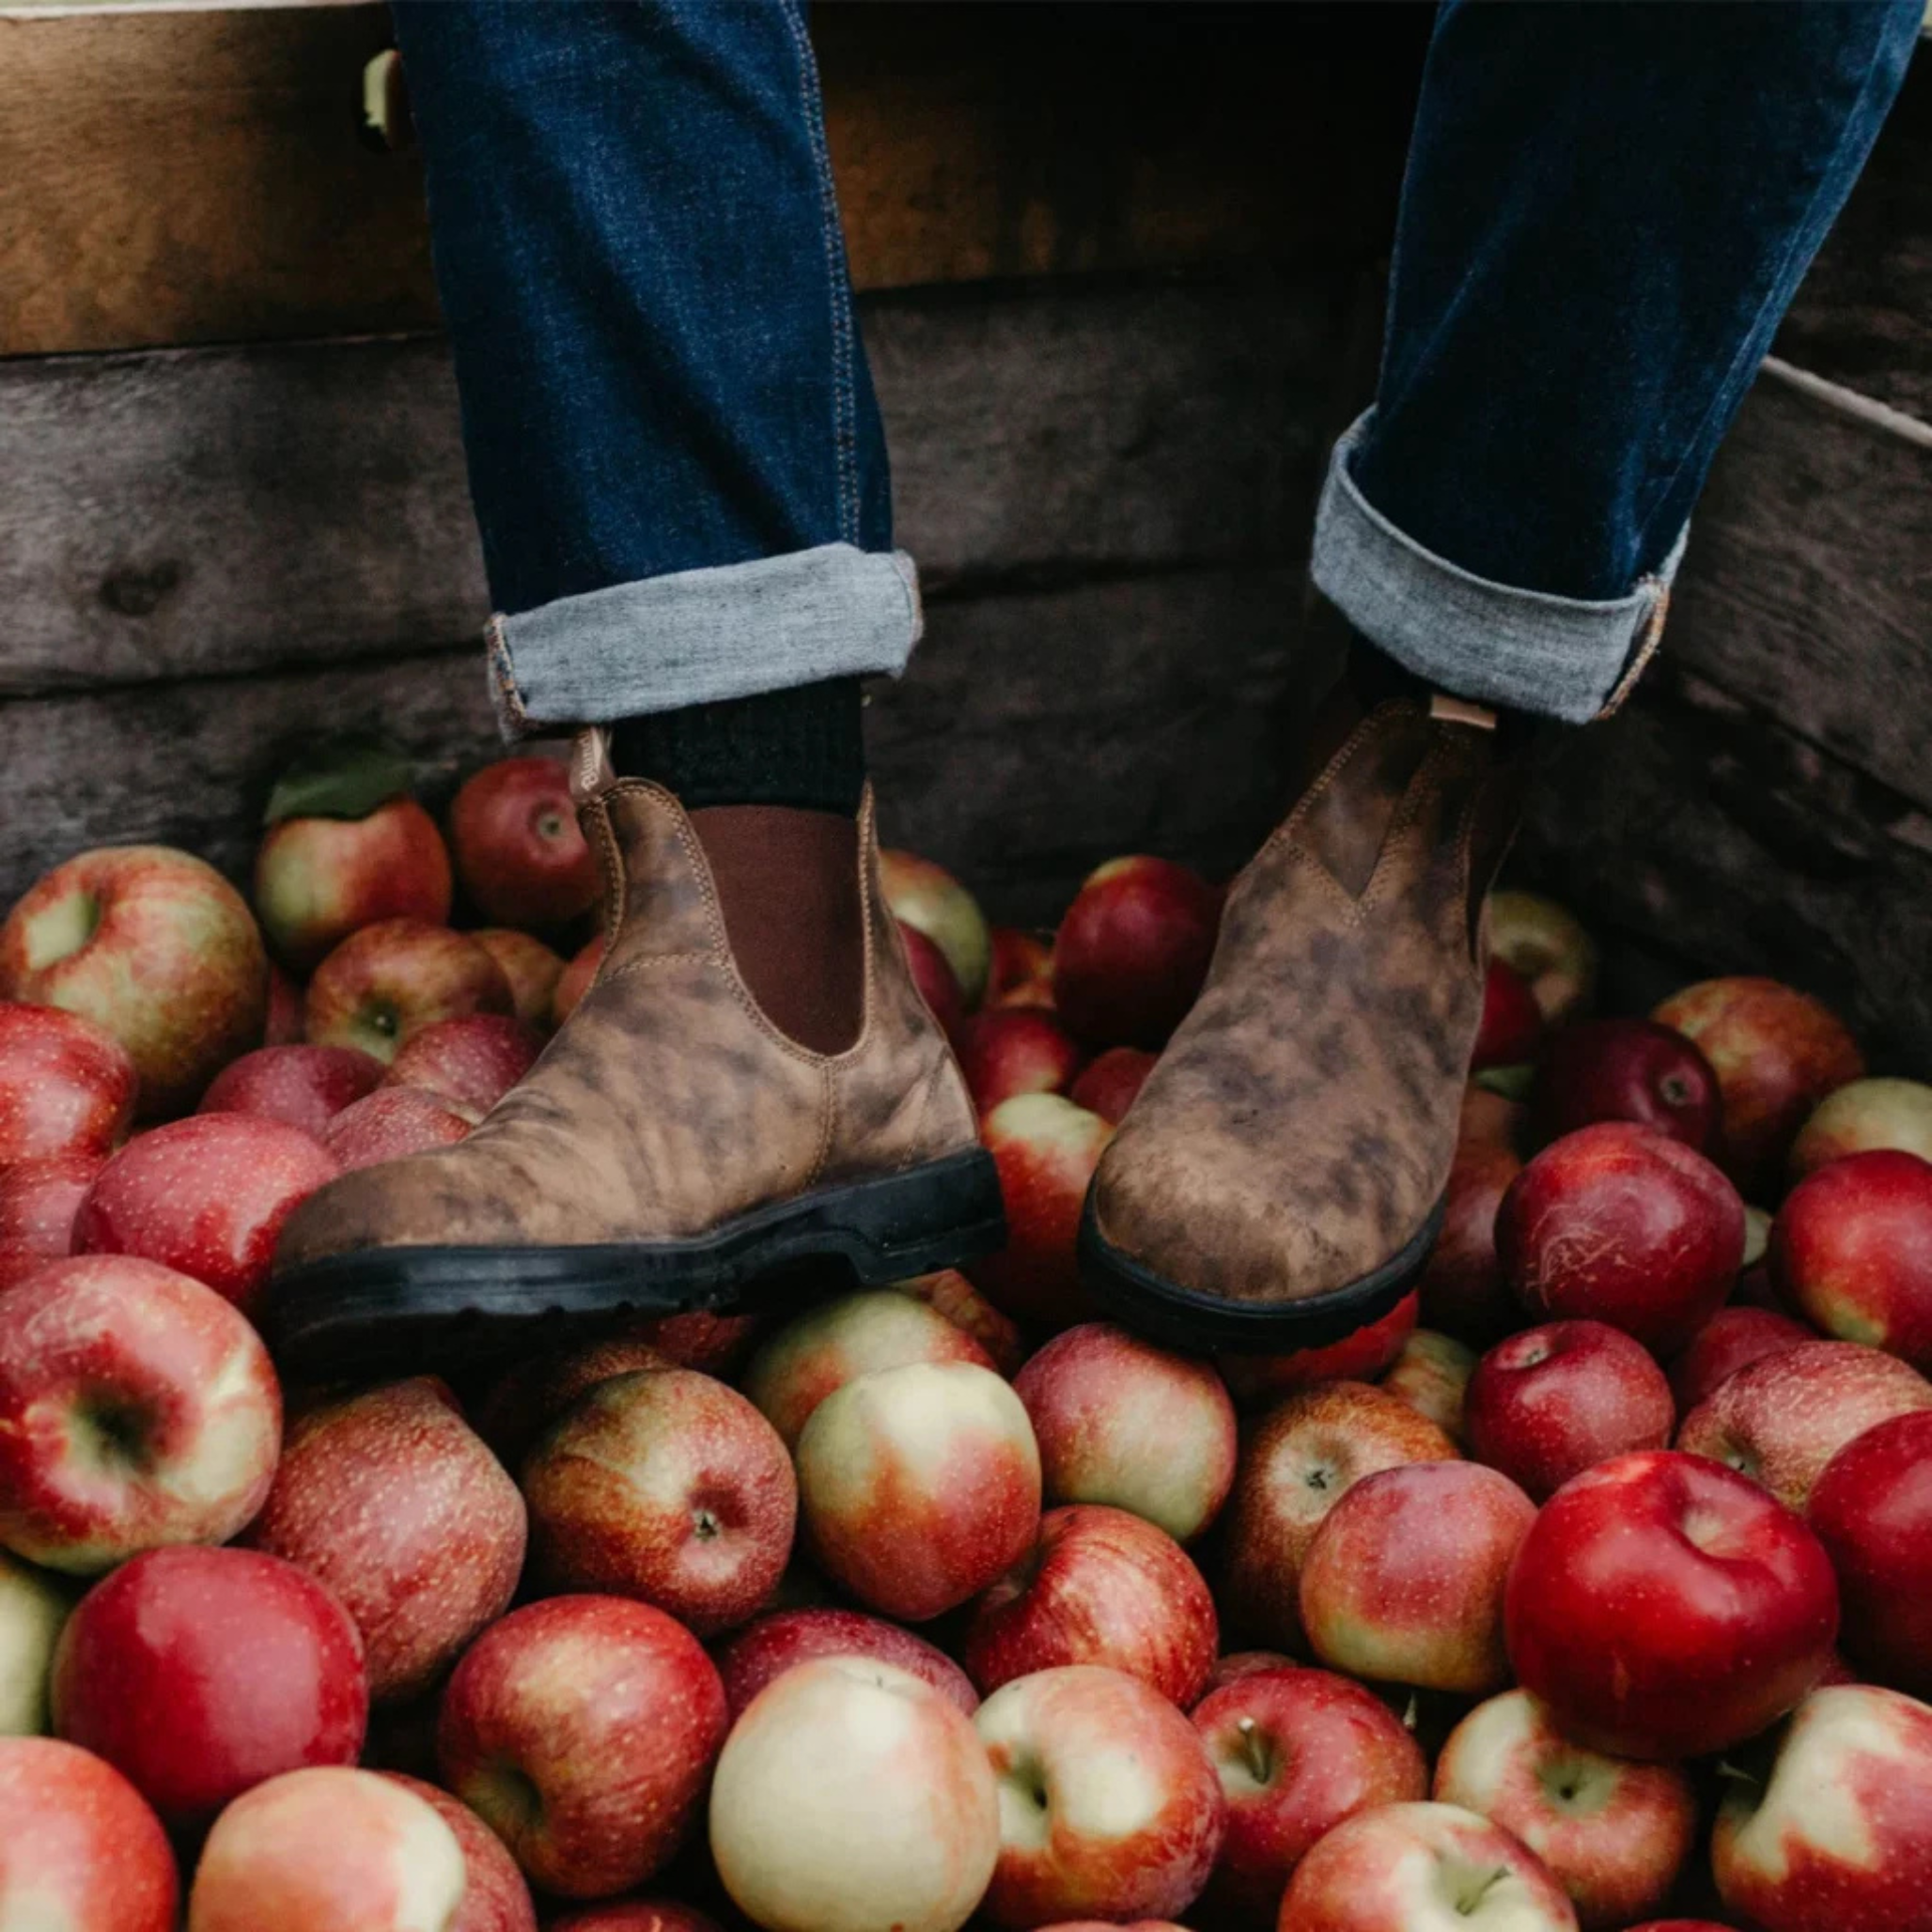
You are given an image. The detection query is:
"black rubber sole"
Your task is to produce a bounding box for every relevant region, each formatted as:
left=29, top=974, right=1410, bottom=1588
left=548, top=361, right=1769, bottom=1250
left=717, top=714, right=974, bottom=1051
left=1078, top=1186, right=1444, bottom=1354
left=262, top=1146, right=1005, bottom=1383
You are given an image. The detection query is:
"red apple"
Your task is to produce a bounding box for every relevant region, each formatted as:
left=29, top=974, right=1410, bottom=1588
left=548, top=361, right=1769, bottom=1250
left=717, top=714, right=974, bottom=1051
left=1379, top=1328, right=1478, bottom=1445
left=880, top=849, right=991, bottom=1009
left=246, top=1378, right=526, bottom=1702
left=1052, top=856, right=1220, bottom=1049
left=1790, top=1076, right=1932, bottom=1181
left=551, top=1909, right=722, bottom=1932
left=968, top=1094, right=1114, bottom=1329
left=199, top=1042, right=383, bottom=1138
left=709, top=1656, right=999, bottom=1932
left=1218, top=1291, right=1420, bottom=1408
left=0, top=847, right=268, bottom=1117
left=0, top=1149, right=103, bottom=1291
left=265, top=962, right=304, bottom=1045
left=382, top=1773, right=538, bottom=1932
left=321, top=1085, right=475, bottom=1170
left=450, top=756, right=598, bottom=928
left=472, top=1334, right=675, bottom=1468
left=1713, top=1683, right=1932, bottom=1932
left=795, top=1360, right=1040, bottom=1621
left=989, top=926, right=1053, bottom=1006
left=1200, top=1650, right=1296, bottom=1695
left=52, top=1545, right=366, bottom=1826
left=1300, top=1459, right=1536, bottom=1694
left=71, top=1112, right=338, bottom=1316
left=633, top=1307, right=765, bottom=1375
left=894, top=1268, right=1027, bottom=1376
left=1532, top=1018, right=1720, bottom=1151
left=1015, top=1322, right=1236, bottom=1544
left=1505, top=1450, right=1839, bottom=1759
left=0, top=1002, right=136, bottom=1163
left=1488, top=890, right=1598, bottom=1027
left=0, top=1254, right=280, bottom=1572
left=958, top=1008, right=1084, bottom=1114
left=1218, top=1380, right=1456, bottom=1651
left=1675, top=1339, right=1932, bottom=1511
left=305, top=919, right=513, bottom=1063
left=1068, top=1046, right=1158, bottom=1124
left=188, top=1765, right=465, bottom=1932
left=741, top=1288, right=993, bottom=1451
left=523, top=1367, right=795, bottom=1637
left=1279, top=1800, right=1580, bottom=1932
left=1434, top=1689, right=1697, bottom=1930
left=1653, top=976, right=1863, bottom=1195
left=1419, top=1129, right=1522, bottom=1345
left=717, top=1606, right=979, bottom=1720
left=965, top=1504, right=1218, bottom=1706
left=1808, top=1411, right=1932, bottom=1696
left=1498, top=1122, right=1744, bottom=1355
left=383, top=1013, right=541, bottom=1118
left=1669, top=1305, right=1814, bottom=1411
left=553, top=934, right=604, bottom=1026
left=975, top=1664, right=1224, bottom=1928
left=0, top=1736, right=178, bottom=1930
left=0, top=1547, right=69, bottom=1735
left=898, top=921, right=967, bottom=1042
left=1192, top=1665, right=1426, bottom=1924
left=472, top=928, right=568, bottom=1033
left=1771, top=1149, right=1932, bottom=1372
left=1473, top=958, right=1544, bottom=1071
left=255, top=796, right=454, bottom=975
left=438, top=1595, right=728, bottom=1899
left=1465, top=1320, right=1675, bottom=1503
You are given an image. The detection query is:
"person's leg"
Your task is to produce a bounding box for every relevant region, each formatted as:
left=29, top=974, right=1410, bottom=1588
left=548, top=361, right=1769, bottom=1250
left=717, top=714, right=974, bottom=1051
left=266, top=2, right=995, bottom=1377
left=1084, top=0, right=1922, bottom=1351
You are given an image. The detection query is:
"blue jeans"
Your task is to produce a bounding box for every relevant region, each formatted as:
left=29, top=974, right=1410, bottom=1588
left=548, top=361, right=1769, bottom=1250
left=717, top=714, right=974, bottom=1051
left=392, top=0, right=1922, bottom=733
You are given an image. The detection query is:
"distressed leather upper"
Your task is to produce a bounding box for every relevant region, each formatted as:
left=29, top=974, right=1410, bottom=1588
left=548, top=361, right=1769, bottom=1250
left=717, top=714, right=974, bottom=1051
left=275, top=780, right=977, bottom=1270
left=1090, top=698, right=1512, bottom=1307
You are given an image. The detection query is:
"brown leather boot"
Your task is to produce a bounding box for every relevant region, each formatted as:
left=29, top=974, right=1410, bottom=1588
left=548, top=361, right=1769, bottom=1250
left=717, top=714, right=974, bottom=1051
left=264, top=737, right=1001, bottom=1379
left=1080, top=693, right=1521, bottom=1351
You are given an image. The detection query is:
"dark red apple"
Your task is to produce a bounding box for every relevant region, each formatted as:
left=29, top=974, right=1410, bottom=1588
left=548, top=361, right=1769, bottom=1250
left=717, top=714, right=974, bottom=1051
left=71, top=1112, right=338, bottom=1316
left=553, top=935, right=604, bottom=1027
left=1771, top=1148, right=1932, bottom=1373
left=51, top=1545, right=367, bottom=1828
left=898, top=921, right=966, bottom=1043
left=1807, top=1410, right=1932, bottom=1697
left=450, top=756, right=599, bottom=929
left=199, top=1043, right=384, bottom=1138
left=1504, top=1449, right=1839, bottom=1759
left=1498, top=1122, right=1744, bottom=1355
left=1068, top=1046, right=1159, bottom=1125
left=1217, top=1292, right=1418, bottom=1410
left=1418, top=1120, right=1522, bottom=1346
left=0, top=1002, right=136, bottom=1164
left=1472, top=958, right=1543, bottom=1071
left=265, top=962, right=304, bottom=1046
left=1532, top=1018, right=1721, bottom=1151
left=1668, top=1305, right=1814, bottom=1411
left=1653, top=976, right=1863, bottom=1195
left=0, top=1149, right=103, bottom=1291
left=717, top=1606, right=979, bottom=1720
left=1052, top=855, right=1221, bottom=1049
left=958, top=1008, right=1084, bottom=1115
left=382, top=1013, right=541, bottom=1118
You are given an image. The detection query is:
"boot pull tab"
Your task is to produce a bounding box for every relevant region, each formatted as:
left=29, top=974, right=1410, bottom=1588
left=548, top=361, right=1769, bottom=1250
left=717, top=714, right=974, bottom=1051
left=570, top=726, right=615, bottom=805
left=1429, top=693, right=1499, bottom=732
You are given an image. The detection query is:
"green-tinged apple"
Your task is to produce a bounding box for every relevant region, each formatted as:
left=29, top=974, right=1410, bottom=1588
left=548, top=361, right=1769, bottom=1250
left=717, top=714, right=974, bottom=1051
left=383, top=1773, right=538, bottom=1932
left=1789, top=1076, right=1932, bottom=1180
left=710, top=1657, right=999, bottom=1932
left=0, top=1255, right=281, bottom=1572
left=1487, top=891, right=1598, bottom=1027
left=472, top=928, right=567, bottom=1032
left=1379, top=1328, right=1478, bottom=1444
left=795, top=1361, right=1040, bottom=1621
left=968, top=1093, right=1113, bottom=1329
left=1433, top=1690, right=1696, bottom=1930
left=895, top=1268, right=1028, bottom=1376
left=975, top=1665, right=1224, bottom=1929
left=188, top=1766, right=464, bottom=1932
left=523, top=1367, right=795, bottom=1636
left=305, top=918, right=513, bottom=1063
left=0, top=847, right=268, bottom=1116
left=718, top=1606, right=979, bottom=1719
left=246, top=1378, right=525, bottom=1701
left=0, top=1549, right=68, bottom=1735
left=880, top=849, right=991, bottom=1008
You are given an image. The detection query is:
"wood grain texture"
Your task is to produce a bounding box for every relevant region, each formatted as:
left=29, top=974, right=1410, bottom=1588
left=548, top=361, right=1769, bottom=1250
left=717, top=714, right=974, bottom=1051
left=0, top=276, right=1341, bottom=694
left=0, top=0, right=1419, bottom=356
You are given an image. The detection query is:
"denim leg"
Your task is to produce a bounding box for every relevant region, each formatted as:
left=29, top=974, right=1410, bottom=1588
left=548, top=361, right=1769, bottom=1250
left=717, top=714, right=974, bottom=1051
left=1312, top=0, right=1922, bottom=724
left=389, top=0, right=915, bottom=734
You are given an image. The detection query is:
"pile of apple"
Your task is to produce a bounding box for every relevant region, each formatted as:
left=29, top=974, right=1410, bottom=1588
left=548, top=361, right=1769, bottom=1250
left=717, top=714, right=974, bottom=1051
left=0, top=750, right=1930, bottom=1932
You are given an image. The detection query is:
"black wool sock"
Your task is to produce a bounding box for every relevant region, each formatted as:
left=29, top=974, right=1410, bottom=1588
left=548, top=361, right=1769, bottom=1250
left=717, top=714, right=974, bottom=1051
left=607, top=678, right=866, bottom=814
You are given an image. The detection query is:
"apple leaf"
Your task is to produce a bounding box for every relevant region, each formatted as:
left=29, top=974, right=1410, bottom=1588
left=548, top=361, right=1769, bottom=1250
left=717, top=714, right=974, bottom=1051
left=264, top=734, right=417, bottom=825
left=1473, top=1062, right=1536, bottom=1101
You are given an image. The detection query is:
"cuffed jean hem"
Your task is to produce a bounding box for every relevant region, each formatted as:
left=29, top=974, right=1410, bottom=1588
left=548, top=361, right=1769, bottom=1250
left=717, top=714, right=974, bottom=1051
left=484, top=541, right=924, bottom=738
left=1309, top=412, right=1690, bottom=725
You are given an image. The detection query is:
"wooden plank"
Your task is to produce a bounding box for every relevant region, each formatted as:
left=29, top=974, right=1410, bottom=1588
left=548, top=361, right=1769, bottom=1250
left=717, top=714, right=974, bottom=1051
left=0, top=276, right=1342, bottom=694
left=0, top=1, right=1419, bottom=356
left=0, top=569, right=1315, bottom=926
left=1515, top=664, right=1932, bottom=1078
left=1665, top=361, right=1932, bottom=817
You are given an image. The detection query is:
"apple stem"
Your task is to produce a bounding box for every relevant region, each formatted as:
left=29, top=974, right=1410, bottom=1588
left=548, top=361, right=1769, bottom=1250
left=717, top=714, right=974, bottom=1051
left=1236, top=1716, right=1274, bottom=1785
